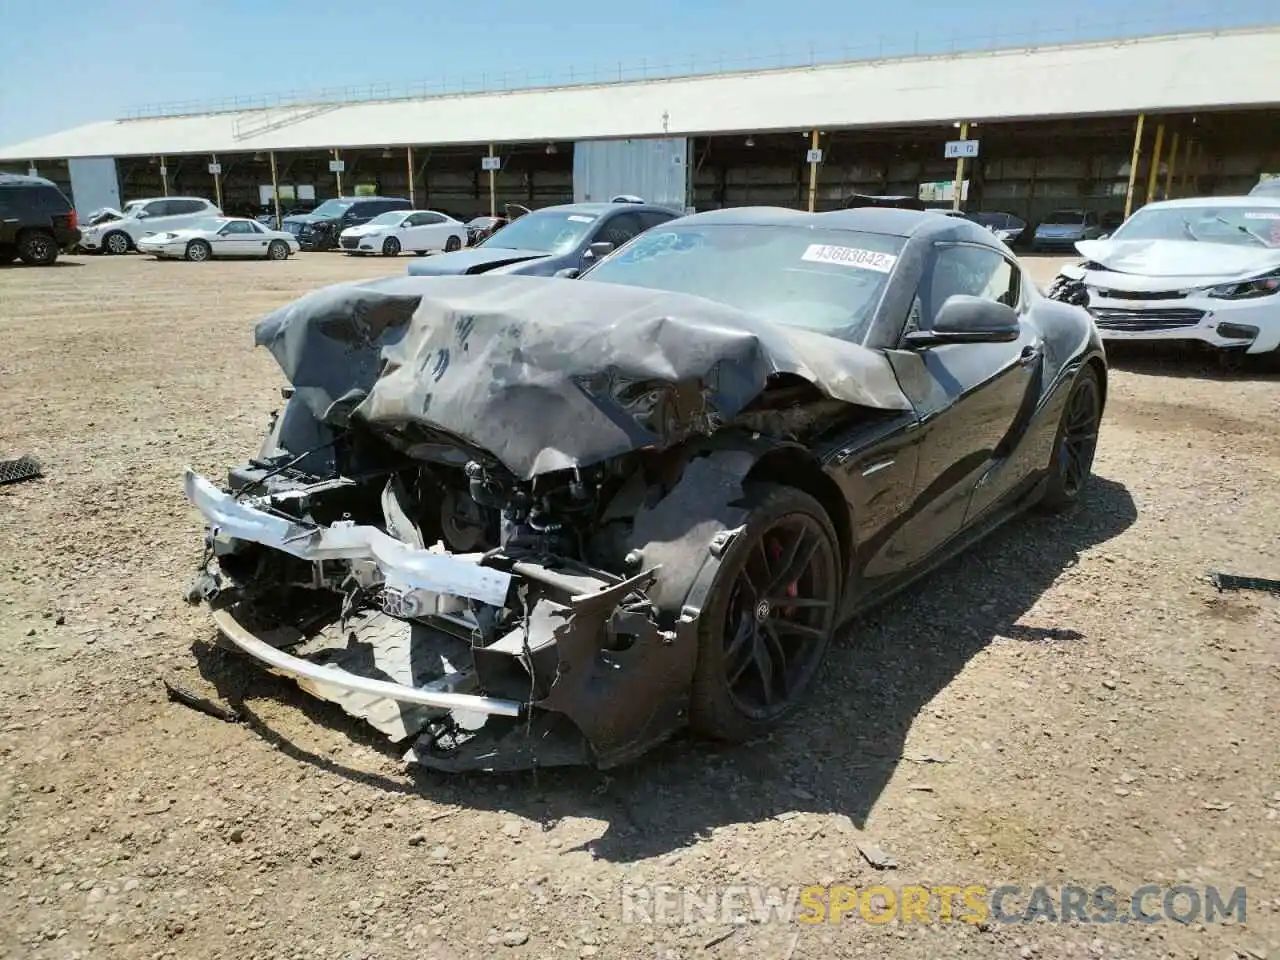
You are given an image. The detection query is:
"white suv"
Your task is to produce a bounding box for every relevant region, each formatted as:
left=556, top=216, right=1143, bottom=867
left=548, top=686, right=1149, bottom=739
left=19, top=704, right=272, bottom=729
left=80, top=196, right=222, bottom=255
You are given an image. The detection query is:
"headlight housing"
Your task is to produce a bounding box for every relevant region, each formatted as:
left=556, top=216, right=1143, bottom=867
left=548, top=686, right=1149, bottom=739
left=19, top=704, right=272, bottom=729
left=1206, top=271, right=1280, bottom=300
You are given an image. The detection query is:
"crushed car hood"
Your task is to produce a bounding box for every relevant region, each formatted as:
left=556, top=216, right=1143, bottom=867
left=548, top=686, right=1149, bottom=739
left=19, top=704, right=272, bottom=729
left=405, top=247, right=550, bottom=277
left=1075, top=239, right=1280, bottom=282
left=253, top=274, right=912, bottom=479
left=282, top=214, right=334, bottom=227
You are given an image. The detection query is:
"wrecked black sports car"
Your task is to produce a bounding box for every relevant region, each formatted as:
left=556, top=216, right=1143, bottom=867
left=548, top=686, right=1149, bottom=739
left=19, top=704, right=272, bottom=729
left=183, top=207, right=1107, bottom=772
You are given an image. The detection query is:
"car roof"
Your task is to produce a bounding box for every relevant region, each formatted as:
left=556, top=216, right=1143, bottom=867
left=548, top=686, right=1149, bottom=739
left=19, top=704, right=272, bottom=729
left=128, top=195, right=210, bottom=203
left=0, top=173, right=61, bottom=189
left=533, top=201, right=682, bottom=216
left=673, top=205, right=1000, bottom=243
left=1138, top=195, right=1280, bottom=209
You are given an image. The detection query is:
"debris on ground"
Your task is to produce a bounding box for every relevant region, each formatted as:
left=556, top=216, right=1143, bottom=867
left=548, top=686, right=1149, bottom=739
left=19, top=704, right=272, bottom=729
left=0, top=455, right=42, bottom=486
left=160, top=676, right=242, bottom=723
left=1208, top=570, right=1280, bottom=596
left=857, top=841, right=899, bottom=869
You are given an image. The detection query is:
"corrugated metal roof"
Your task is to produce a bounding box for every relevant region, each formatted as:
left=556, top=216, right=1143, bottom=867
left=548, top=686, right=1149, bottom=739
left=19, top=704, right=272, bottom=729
left=2, top=28, right=1277, bottom=162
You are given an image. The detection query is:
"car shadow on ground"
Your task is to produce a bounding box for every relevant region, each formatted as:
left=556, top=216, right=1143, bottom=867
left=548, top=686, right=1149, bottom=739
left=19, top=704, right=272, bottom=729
left=1104, top=341, right=1280, bottom=380
left=193, top=475, right=1136, bottom=864
left=0, top=260, right=84, bottom=268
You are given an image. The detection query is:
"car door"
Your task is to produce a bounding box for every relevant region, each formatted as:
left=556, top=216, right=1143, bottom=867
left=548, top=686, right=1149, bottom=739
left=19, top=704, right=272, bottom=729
left=879, top=243, right=1042, bottom=567
left=135, top=200, right=173, bottom=237
left=215, top=220, right=262, bottom=256
left=402, top=212, right=436, bottom=250
left=421, top=212, right=454, bottom=250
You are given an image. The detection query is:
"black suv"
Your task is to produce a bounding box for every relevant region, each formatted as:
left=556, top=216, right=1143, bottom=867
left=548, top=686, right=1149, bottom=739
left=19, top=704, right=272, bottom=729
left=0, top=174, right=81, bottom=266
left=281, top=196, right=412, bottom=251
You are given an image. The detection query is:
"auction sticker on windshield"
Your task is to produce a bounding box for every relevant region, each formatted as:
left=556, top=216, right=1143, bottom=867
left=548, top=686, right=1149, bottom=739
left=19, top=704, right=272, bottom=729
left=801, top=244, right=898, bottom=273
left=1242, top=212, right=1280, bottom=220
left=567, top=215, right=596, bottom=223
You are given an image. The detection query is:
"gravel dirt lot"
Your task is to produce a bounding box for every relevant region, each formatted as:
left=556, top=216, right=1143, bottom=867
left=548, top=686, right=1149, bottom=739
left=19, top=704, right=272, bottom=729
left=1, top=253, right=1277, bottom=960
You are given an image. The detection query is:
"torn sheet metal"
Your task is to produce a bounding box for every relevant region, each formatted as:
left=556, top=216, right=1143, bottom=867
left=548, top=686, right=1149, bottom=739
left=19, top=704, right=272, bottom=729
left=185, top=469, right=511, bottom=606
left=253, top=274, right=913, bottom=479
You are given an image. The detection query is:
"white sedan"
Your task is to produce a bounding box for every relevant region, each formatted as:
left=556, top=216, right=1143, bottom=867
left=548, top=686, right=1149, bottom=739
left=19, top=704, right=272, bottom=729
left=338, top=210, right=467, bottom=256
left=135, top=217, right=300, bottom=262
left=1047, top=196, right=1280, bottom=355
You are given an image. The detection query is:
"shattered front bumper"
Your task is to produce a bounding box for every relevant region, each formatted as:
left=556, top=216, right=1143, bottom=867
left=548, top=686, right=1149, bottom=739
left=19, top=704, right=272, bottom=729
left=181, top=468, right=720, bottom=771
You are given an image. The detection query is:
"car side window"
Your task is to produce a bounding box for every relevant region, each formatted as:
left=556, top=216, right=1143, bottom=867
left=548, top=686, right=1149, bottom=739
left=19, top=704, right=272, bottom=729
left=639, top=211, right=676, bottom=230
left=596, top=212, right=647, bottom=247
left=418, top=212, right=446, bottom=225
left=143, top=200, right=171, bottom=217
left=221, top=221, right=255, bottom=235
left=922, top=244, right=1022, bottom=322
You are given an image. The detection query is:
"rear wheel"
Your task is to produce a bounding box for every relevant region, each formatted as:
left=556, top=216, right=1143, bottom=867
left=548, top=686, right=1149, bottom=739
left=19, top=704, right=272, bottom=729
left=1039, top=364, right=1102, bottom=512
left=18, top=230, right=59, bottom=266
left=267, top=240, right=289, bottom=261
left=185, top=239, right=212, bottom=262
left=444, top=235, right=462, bottom=252
left=104, top=231, right=131, bottom=255
left=382, top=237, right=401, bottom=257
left=689, top=484, right=841, bottom=742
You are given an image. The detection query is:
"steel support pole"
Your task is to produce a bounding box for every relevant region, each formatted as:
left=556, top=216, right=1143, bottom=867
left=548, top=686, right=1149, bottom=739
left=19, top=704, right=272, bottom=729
left=1123, top=113, right=1145, bottom=219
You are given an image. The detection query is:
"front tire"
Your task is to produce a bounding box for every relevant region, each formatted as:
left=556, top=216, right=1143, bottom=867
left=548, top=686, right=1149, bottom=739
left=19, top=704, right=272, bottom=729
left=689, top=484, right=841, bottom=743
left=185, top=239, right=212, bottom=262
left=444, top=235, right=462, bottom=252
left=381, top=237, right=401, bottom=257
left=104, top=231, right=131, bottom=255
left=18, top=230, right=59, bottom=266
left=267, top=240, right=289, bottom=261
left=1039, top=364, right=1102, bottom=512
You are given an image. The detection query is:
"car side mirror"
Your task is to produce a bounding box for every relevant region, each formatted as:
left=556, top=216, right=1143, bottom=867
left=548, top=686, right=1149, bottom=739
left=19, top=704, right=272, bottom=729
left=554, top=267, right=581, bottom=279
left=135, top=211, right=150, bottom=220
left=584, top=241, right=615, bottom=260
left=903, top=295, right=1021, bottom=348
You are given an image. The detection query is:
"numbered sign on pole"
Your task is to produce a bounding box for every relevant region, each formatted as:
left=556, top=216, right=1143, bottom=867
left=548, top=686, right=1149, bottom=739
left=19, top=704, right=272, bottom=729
left=481, top=156, right=501, bottom=172
left=806, top=149, right=824, bottom=164
left=208, top=162, right=222, bottom=175
left=944, top=140, right=980, bottom=159
left=329, top=160, right=345, bottom=173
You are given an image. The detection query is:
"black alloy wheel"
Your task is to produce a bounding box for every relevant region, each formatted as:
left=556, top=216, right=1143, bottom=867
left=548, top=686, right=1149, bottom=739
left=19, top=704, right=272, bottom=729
left=1040, top=365, right=1102, bottom=511
left=18, top=231, right=58, bottom=266
left=690, top=484, right=841, bottom=741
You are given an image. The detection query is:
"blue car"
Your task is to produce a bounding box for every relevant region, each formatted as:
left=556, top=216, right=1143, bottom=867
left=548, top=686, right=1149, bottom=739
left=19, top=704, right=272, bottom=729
left=405, top=201, right=682, bottom=278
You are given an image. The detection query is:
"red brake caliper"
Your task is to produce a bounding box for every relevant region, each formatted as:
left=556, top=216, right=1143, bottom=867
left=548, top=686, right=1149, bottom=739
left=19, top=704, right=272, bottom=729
left=767, top=538, right=800, bottom=617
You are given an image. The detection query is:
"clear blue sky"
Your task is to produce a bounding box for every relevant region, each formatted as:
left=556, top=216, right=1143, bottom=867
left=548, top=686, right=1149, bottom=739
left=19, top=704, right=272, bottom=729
left=0, top=0, right=1274, bottom=146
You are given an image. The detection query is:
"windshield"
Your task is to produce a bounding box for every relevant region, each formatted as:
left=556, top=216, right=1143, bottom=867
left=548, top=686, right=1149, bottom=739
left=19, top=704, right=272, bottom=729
left=1112, top=205, right=1280, bottom=248
left=185, top=218, right=225, bottom=233
left=1043, top=211, right=1086, bottom=225
left=481, top=210, right=597, bottom=253
left=309, top=199, right=354, bottom=219
left=368, top=211, right=406, bottom=226
left=583, top=224, right=904, bottom=341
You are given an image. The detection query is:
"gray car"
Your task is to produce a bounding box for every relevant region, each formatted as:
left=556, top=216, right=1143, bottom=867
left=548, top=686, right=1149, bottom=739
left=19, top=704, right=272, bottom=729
left=1032, top=209, right=1104, bottom=252
left=405, top=201, right=682, bottom=278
